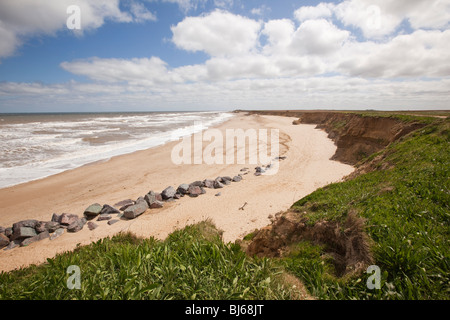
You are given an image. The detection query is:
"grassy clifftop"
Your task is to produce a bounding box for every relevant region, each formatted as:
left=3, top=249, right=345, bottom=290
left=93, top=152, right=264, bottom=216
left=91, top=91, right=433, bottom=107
left=246, top=116, right=449, bottom=299
left=1, top=112, right=448, bottom=300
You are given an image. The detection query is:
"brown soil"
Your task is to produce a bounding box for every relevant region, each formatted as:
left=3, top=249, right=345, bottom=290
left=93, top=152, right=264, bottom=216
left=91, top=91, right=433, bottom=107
left=246, top=210, right=373, bottom=277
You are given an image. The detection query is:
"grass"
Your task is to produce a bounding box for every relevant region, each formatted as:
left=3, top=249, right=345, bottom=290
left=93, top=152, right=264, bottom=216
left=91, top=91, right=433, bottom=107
left=1, top=115, right=448, bottom=300
left=285, top=118, right=450, bottom=299
left=0, top=221, right=299, bottom=300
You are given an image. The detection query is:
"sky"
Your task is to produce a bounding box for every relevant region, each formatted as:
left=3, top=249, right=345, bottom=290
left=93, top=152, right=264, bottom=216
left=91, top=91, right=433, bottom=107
left=0, top=0, right=449, bottom=113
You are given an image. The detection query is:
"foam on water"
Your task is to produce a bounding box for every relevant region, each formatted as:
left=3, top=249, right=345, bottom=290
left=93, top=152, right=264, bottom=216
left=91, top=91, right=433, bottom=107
left=0, top=111, right=234, bottom=188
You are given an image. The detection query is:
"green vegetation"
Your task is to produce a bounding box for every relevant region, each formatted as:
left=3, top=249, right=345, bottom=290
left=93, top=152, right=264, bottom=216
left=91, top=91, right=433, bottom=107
left=0, top=221, right=297, bottom=300
left=1, top=115, right=448, bottom=300
left=286, top=119, right=449, bottom=299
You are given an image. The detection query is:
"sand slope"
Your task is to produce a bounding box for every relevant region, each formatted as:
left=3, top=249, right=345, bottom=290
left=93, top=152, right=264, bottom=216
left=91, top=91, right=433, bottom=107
left=0, top=114, right=354, bottom=272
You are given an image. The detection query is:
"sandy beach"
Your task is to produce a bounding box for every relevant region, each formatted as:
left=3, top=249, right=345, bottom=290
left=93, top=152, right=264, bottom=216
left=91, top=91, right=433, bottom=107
left=0, top=114, right=354, bottom=272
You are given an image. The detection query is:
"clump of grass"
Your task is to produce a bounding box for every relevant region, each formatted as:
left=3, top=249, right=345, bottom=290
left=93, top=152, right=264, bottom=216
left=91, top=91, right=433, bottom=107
left=0, top=221, right=297, bottom=300
left=286, top=119, right=450, bottom=299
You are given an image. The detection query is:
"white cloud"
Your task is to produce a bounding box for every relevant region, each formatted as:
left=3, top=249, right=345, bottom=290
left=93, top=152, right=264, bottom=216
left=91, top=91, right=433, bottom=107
left=171, top=10, right=262, bottom=56
left=338, top=29, right=450, bottom=78
left=334, top=0, right=450, bottom=38
left=0, top=0, right=156, bottom=60
left=129, top=2, right=157, bottom=23
left=294, top=2, right=334, bottom=22
left=60, top=57, right=185, bottom=85
left=291, top=19, right=350, bottom=56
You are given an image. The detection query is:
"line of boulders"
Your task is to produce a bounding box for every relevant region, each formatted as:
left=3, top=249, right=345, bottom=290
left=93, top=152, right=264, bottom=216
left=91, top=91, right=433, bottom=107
left=1, top=157, right=287, bottom=252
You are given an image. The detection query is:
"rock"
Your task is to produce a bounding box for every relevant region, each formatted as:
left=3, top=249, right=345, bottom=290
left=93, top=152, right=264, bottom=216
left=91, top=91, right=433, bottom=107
left=59, top=213, right=80, bottom=226
left=188, top=185, right=204, bottom=197
left=123, top=201, right=148, bottom=219
left=0, top=234, right=9, bottom=249
left=35, top=221, right=48, bottom=233
left=203, top=179, right=215, bottom=189
left=145, top=191, right=157, bottom=206
left=221, top=176, right=232, bottom=182
left=213, top=179, right=224, bottom=189
left=190, top=181, right=204, bottom=187
left=232, top=175, right=242, bottom=182
left=83, top=203, right=103, bottom=220
left=97, top=214, right=112, bottom=221
left=12, top=220, right=39, bottom=233
left=155, top=193, right=163, bottom=201
left=240, top=168, right=249, bottom=172
left=255, top=166, right=264, bottom=173
left=173, top=193, right=182, bottom=199
left=115, top=199, right=135, bottom=211
left=254, top=172, right=262, bottom=176
left=101, top=204, right=120, bottom=215
left=0, top=226, right=5, bottom=234
left=150, top=200, right=164, bottom=209
left=51, top=213, right=60, bottom=222
left=67, top=218, right=86, bottom=233
left=215, top=192, right=221, bottom=197
left=161, top=186, right=176, bottom=200
left=11, top=227, right=37, bottom=241
left=21, top=231, right=50, bottom=247
left=107, top=219, right=119, bottom=226
left=50, top=228, right=65, bottom=240
left=136, top=197, right=147, bottom=206
left=4, top=227, right=12, bottom=238
left=3, top=240, right=20, bottom=251
left=177, top=184, right=190, bottom=195
left=45, top=221, right=60, bottom=233
left=87, top=222, right=98, bottom=230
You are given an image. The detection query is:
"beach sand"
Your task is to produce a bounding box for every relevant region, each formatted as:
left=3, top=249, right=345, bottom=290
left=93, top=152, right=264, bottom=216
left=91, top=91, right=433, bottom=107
left=0, top=114, right=354, bottom=272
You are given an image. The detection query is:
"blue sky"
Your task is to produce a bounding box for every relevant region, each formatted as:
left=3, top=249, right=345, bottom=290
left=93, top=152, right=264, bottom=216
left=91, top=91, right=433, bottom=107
left=0, top=0, right=449, bottom=112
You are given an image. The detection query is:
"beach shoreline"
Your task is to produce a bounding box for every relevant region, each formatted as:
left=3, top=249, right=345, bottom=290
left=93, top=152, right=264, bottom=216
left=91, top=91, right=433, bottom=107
left=0, top=113, right=354, bottom=272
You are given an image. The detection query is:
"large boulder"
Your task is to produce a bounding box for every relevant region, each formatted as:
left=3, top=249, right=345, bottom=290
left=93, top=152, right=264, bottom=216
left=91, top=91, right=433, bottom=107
left=203, top=179, right=215, bottom=189
left=150, top=200, right=164, bottom=209
left=97, top=214, right=112, bottom=221
left=12, top=220, right=39, bottom=233
left=49, top=228, right=65, bottom=240
left=11, top=227, right=37, bottom=241
left=114, top=199, right=135, bottom=211
left=0, top=234, right=9, bottom=249
left=83, top=203, right=103, bottom=220
left=161, top=186, right=176, bottom=200
left=232, top=175, right=242, bottom=182
left=177, top=184, right=190, bottom=195
left=188, top=185, right=202, bottom=197
left=59, top=213, right=80, bottom=226
left=100, top=204, right=120, bottom=215
left=45, top=221, right=61, bottom=233
left=144, top=191, right=157, bottom=206
left=87, top=222, right=98, bottom=231
left=20, top=231, right=50, bottom=247
left=67, top=218, right=87, bottom=233
left=213, top=179, right=224, bottom=189
left=123, top=201, right=148, bottom=219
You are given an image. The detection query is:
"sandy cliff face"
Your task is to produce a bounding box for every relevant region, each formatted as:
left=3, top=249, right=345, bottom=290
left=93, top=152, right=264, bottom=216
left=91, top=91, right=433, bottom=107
left=299, top=112, right=425, bottom=165
left=246, top=111, right=425, bottom=165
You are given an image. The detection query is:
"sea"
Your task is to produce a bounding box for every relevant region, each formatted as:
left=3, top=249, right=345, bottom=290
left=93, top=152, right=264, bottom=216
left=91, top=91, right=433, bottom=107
left=0, top=111, right=234, bottom=189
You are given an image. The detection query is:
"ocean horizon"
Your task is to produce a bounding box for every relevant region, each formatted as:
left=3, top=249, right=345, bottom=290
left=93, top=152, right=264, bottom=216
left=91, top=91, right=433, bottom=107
left=0, top=111, right=234, bottom=189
